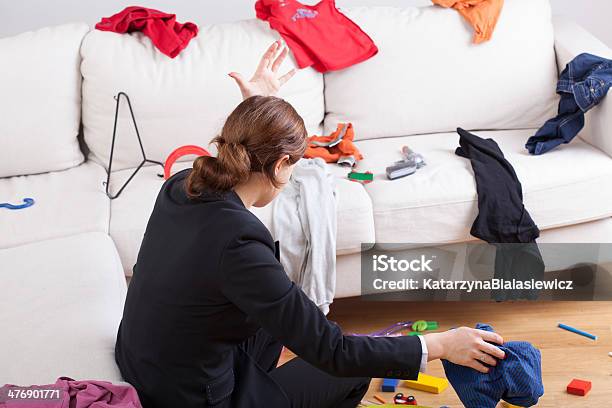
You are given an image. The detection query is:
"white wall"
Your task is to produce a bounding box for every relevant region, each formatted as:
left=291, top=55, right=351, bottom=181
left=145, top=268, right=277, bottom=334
left=0, top=0, right=611, bottom=47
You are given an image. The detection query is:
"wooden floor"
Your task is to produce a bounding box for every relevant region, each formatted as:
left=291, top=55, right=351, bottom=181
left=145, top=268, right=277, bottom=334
left=282, top=300, right=612, bottom=407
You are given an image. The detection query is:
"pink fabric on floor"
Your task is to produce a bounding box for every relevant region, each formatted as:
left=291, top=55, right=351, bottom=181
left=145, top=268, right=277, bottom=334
left=0, top=377, right=142, bottom=407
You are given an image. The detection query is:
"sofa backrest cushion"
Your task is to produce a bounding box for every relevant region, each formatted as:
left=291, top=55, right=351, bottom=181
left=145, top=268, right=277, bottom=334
left=0, top=23, right=88, bottom=178
left=80, top=19, right=324, bottom=172
left=324, top=0, right=558, bottom=140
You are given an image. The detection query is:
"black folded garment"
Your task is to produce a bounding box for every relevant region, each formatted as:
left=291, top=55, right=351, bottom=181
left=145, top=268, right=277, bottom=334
left=456, top=128, right=544, bottom=300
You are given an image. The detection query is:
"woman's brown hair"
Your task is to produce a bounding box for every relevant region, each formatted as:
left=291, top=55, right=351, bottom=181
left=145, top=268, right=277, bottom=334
left=185, top=96, right=307, bottom=196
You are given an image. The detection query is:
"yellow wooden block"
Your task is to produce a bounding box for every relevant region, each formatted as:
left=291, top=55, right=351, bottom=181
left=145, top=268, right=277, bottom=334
left=502, top=403, right=523, bottom=408
left=404, top=373, right=449, bottom=394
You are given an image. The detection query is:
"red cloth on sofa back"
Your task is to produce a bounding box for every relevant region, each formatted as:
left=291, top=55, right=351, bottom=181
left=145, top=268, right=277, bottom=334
left=95, top=6, right=198, bottom=58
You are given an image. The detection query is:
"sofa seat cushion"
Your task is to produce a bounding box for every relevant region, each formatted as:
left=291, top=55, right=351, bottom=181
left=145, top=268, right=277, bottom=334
left=354, top=129, right=612, bottom=243
left=0, top=162, right=110, bottom=249
left=333, top=217, right=612, bottom=299
left=252, top=174, right=375, bottom=256
left=109, top=162, right=374, bottom=275
left=0, top=232, right=127, bottom=384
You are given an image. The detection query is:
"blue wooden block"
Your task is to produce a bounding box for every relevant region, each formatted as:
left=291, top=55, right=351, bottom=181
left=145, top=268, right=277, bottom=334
left=382, top=378, right=399, bottom=392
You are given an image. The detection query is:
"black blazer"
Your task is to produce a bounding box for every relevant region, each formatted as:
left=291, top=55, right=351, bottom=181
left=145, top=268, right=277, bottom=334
left=115, top=169, right=422, bottom=408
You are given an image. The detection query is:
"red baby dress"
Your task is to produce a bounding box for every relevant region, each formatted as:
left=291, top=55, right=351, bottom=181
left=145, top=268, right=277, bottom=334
left=255, top=0, right=378, bottom=72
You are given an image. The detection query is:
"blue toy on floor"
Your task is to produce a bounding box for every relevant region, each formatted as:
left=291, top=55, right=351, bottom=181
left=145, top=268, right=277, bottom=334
left=0, top=198, right=35, bottom=210
left=382, top=378, right=399, bottom=392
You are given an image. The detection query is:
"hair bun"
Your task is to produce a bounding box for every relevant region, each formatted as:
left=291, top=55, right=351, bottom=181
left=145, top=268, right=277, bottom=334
left=184, top=95, right=307, bottom=197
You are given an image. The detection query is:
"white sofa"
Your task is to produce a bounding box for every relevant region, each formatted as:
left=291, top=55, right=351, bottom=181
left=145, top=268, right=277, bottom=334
left=2, top=0, right=612, bottom=384
left=0, top=233, right=126, bottom=384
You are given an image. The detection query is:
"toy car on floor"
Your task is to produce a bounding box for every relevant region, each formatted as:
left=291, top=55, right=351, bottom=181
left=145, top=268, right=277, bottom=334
left=394, top=393, right=417, bottom=405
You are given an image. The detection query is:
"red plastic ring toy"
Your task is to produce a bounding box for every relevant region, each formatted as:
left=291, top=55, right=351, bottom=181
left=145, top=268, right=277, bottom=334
left=164, top=145, right=211, bottom=180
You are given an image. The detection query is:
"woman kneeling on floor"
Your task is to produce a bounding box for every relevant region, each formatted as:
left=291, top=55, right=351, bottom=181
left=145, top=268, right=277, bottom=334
left=114, top=42, right=506, bottom=408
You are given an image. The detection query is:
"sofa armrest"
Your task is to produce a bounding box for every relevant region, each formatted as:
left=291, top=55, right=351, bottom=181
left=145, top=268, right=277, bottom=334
left=553, top=16, right=612, bottom=157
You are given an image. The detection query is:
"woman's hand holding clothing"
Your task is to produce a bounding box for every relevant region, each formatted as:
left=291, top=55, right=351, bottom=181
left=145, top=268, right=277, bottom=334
left=424, top=327, right=506, bottom=373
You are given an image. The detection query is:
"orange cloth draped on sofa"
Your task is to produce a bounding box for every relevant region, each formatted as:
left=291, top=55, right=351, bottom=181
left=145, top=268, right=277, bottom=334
left=432, top=0, right=504, bottom=44
left=305, top=123, right=363, bottom=165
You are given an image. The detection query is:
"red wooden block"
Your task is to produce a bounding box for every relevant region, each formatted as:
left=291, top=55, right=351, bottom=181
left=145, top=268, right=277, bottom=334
left=567, top=379, right=592, bottom=396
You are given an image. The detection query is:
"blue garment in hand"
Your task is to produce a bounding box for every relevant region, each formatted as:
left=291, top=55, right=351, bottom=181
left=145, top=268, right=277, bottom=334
left=442, top=324, right=543, bottom=408
left=526, top=53, right=612, bottom=155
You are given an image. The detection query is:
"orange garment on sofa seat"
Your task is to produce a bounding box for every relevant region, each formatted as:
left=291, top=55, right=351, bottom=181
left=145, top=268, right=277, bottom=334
left=432, top=0, right=504, bottom=44
left=305, top=123, right=363, bottom=165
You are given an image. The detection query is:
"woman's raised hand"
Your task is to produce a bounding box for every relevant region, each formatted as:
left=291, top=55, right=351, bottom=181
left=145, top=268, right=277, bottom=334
left=424, top=327, right=506, bottom=373
left=229, top=41, right=297, bottom=100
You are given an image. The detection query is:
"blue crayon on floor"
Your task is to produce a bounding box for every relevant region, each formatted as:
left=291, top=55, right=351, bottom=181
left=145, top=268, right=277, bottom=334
left=558, top=323, right=597, bottom=340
